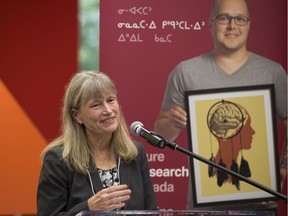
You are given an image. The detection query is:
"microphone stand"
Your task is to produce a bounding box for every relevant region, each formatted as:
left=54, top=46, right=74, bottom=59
left=161, top=139, right=287, bottom=202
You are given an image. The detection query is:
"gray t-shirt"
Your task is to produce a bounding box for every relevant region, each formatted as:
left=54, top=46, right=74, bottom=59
left=161, top=52, right=287, bottom=210
left=162, top=52, right=287, bottom=120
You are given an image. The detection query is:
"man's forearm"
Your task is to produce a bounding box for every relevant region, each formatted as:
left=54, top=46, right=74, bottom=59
left=154, top=118, right=182, bottom=141
left=279, top=119, right=287, bottom=184
left=280, top=138, right=287, bottom=170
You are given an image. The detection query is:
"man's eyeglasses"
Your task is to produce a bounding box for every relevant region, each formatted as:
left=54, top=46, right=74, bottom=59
left=212, top=14, right=250, bottom=26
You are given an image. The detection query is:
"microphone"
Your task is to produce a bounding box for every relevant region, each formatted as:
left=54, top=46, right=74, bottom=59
left=130, top=121, right=166, bottom=149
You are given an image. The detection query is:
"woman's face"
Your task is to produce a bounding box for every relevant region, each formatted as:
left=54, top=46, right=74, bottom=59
left=74, top=93, right=120, bottom=137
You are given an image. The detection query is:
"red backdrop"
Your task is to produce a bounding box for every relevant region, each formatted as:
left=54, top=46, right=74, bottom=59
left=99, top=0, right=287, bottom=214
left=0, top=0, right=78, bottom=214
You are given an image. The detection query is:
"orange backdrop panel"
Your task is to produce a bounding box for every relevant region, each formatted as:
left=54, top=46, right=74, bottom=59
left=0, top=0, right=78, bottom=214
left=0, top=80, right=46, bottom=214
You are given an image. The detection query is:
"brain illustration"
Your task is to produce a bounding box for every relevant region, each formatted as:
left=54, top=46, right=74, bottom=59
left=208, top=102, right=246, bottom=139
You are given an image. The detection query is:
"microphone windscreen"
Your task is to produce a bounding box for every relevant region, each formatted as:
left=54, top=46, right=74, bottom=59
left=130, top=121, right=143, bottom=136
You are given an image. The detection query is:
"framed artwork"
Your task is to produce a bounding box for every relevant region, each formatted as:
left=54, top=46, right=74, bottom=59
left=184, top=84, right=281, bottom=207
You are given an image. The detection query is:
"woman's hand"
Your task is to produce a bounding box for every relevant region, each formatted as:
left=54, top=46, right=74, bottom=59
left=88, top=184, right=131, bottom=210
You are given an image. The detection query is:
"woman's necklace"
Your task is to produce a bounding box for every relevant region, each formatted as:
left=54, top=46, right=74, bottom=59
left=87, top=157, right=121, bottom=195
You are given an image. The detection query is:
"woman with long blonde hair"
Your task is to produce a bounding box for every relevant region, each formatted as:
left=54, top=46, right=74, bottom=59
left=37, top=71, right=157, bottom=215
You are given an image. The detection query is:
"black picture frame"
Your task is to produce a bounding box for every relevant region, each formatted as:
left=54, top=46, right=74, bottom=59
left=184, top=84, right=281, bottom=207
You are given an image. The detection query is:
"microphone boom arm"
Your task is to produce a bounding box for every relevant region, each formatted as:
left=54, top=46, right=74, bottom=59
left=129, top=121, right=287, bottom=202
left=164, top=140, right=287, bottom=202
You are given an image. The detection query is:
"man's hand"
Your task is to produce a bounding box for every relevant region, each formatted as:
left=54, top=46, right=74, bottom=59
left=168, top=105, right=187, bottom=130
left=154, top=105, right=187, bottom=141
